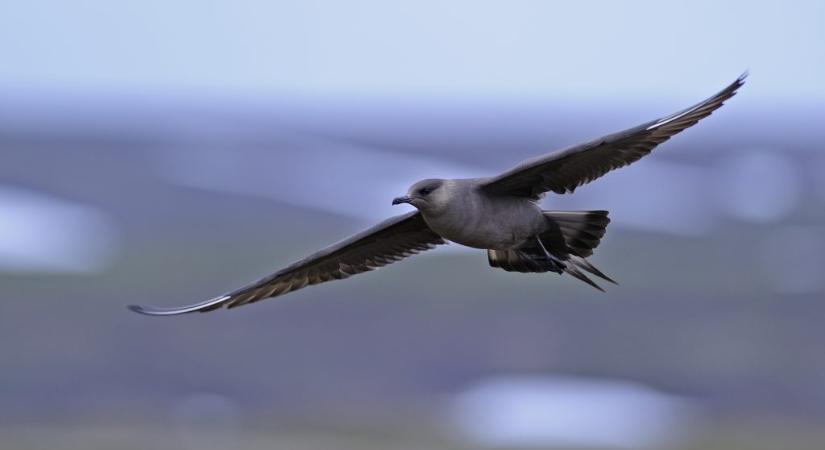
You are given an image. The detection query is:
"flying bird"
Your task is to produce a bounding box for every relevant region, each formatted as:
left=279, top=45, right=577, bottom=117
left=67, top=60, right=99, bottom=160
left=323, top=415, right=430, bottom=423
left=130, top=74, right=745, bottom=316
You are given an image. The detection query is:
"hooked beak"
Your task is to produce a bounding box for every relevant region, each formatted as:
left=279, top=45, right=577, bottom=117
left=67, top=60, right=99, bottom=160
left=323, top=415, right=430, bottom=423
left=392, top=195, right=413, bottom=205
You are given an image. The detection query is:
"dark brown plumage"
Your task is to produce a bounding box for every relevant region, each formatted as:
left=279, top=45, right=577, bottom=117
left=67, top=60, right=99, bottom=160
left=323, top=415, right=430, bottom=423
left=129, top=211, right=444, bottom=315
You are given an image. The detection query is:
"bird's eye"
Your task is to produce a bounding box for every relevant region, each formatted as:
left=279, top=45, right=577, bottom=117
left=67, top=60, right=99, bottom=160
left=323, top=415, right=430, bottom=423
left=418, top=187, right=432, bottom=195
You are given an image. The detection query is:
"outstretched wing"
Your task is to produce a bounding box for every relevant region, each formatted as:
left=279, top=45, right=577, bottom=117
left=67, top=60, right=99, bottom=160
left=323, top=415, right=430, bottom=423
left=481, top=73, right=746, bottom=199
left=129, top=211, right=446, bottom=316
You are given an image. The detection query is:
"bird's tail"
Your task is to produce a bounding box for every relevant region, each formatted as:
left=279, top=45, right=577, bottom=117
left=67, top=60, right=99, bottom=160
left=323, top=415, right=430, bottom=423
left=543, top=210, right=609, bottom=258
left=486, top=210, right=615, bottom=289
left=544, top=210, right=615, bottom=289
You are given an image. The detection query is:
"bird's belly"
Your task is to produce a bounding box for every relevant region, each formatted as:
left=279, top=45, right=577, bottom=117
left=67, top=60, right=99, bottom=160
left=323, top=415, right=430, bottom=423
left=445, top=229, right=521, bottom=249
left=423, top=209, right=543, bottom=250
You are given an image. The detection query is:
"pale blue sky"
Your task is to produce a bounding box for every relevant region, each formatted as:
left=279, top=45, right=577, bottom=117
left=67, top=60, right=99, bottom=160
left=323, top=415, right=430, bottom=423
left=0, top=0, right=823, bottom=100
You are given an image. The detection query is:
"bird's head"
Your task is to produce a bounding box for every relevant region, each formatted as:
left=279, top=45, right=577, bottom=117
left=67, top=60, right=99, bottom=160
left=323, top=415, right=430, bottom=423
left=392, top=178, right=447, bottom=213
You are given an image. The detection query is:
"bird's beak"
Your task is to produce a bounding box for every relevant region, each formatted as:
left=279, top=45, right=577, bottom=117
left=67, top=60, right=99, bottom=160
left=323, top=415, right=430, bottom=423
left=392, top=195, right=413, bottom=205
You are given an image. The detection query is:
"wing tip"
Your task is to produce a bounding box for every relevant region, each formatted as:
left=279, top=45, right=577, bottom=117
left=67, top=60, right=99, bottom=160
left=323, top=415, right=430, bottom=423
left=126, top=303, right=189, bottom=317
left=646, top=72, right=747, bottom=131
left=730, top=70, right=748, bottom=93
left=126, top=304, right=151, bottom=315
left=126, top=303, right=186, bottom=317
left=127, top=295, right=231, bottom=317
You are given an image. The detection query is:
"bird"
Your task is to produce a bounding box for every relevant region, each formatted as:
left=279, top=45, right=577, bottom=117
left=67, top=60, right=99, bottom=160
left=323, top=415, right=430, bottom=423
left=129, top=74, right=745, bottom=316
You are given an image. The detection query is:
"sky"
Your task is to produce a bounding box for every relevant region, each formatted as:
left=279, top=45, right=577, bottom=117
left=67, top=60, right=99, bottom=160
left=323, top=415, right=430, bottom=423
left=0, top=0, right=823, bottom=101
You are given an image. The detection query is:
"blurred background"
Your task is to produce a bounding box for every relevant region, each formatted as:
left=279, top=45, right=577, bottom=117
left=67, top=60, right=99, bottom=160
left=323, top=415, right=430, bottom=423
left=2, top=1, right=824, bottom=449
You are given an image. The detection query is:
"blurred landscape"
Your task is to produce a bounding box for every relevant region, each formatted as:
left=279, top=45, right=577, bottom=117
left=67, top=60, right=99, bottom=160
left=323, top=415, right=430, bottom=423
left=2, top=1, right=825, bottom=449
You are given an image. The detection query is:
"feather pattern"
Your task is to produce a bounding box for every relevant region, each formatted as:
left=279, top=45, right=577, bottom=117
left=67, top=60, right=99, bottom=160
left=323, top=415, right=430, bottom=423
left=128, top=211, right=446, bottom=315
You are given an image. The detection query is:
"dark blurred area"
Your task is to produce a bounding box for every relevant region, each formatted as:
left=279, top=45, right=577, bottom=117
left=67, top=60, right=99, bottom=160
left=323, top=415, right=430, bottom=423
left=2, top=1, right=825, bottom=449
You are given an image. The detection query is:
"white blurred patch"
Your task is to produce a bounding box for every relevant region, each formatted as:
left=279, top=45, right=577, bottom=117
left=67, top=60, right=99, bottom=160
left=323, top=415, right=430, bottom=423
left=448, top=374, right=701, bottom=449
left=172, top=393, right=242, bottom=450
left=160, top=137, right=487, bottom=222
left=715, top=151, right=801, bottom=223
left=758, top=226, right=825, bottom=294
left=0, top=185, right=118, bottom=273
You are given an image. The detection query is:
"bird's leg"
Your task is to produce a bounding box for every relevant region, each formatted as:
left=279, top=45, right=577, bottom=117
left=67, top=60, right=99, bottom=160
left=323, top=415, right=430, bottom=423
left=535, top=236, right=566, bottom=274
left=536, top=236, right=603, bottom=290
